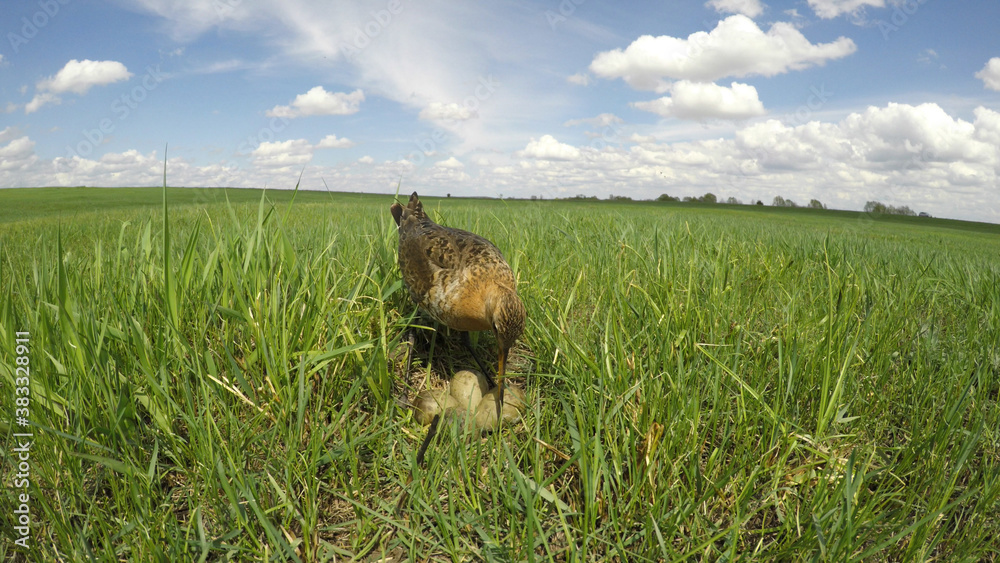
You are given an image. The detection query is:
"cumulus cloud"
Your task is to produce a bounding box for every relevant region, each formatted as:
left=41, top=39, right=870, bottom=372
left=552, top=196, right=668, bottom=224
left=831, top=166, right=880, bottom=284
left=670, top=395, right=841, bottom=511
left=315, top=134, right=355, bottom=149
left=435, top=156, right=464, bottom=168
left=706, top=0, right=764, bottom=18
left=976, top=57, right=1000, bottom=91
left=38, top=59, right=132, bottom=95
left=251, top=139, right=314, bottom=168
left=419, top=102, right=477, bottom=122
left=519, top=135, right=581, bottom=161
left=499, top=102, right=1000, bottom=220
left=590, top=15, right=856, bottom=91
left=266, top=87, right=364, bottom=118
left=0, top=136, right=37, bottom=171
left=27, top=59, right=132, bottom=113
left=633, top=81, right=766, bottom=120
left=806, top=0, right=884, bottom=19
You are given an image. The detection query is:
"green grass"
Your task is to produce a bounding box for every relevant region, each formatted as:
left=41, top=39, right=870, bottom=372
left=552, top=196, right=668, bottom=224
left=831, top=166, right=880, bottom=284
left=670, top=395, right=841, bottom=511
left=1, top=186, right=999, bottom=561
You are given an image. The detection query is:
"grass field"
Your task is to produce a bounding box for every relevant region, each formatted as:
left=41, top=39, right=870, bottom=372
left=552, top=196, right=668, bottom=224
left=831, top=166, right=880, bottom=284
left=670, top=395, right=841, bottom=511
left=1, top=186, right=999, bottom=561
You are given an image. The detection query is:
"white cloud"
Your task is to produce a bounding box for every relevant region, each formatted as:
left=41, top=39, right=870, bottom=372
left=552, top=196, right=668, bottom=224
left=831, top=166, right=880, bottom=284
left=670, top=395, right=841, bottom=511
left=629, top=133, right=657, bottom=144
left=590, top=15, right=856, bottom=91
left=916, top=48, right=944, bottom=68
left=315, top=134, right=355, bottom=149
left=633, top=81, right=766, bottom=120
left=27, top=59, right=132, bottom=113
left=266, top=87, right=364, bottom=118
left=519, top=135, right=581, bottom=161
left=975, top=57, right=1000, bottom=91
left=706, top=0, right=764, bottom=18
left=419, top=102, right=477, bottom=122
left=0, top=136, right=37, bottom=171
left=807, top=0, right=884, bottom=19
left=435, top=156, right=464, bottom=168
left=38, top=59, right=132, bottom=95
left=564, top=113, right=623, bottom=128
left=567, top=73, right=591, bottom=86
left=251, top=139, right=314, bottom=168
left=973, top=106, right=1000, bottom=146
left=498, top=102, right=1000, bottom=220
left=25, top=93, right=60, bottom=114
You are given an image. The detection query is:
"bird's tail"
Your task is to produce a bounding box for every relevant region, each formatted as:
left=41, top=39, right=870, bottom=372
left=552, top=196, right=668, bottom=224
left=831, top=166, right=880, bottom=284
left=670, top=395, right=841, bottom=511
left=390, top=192, right=426, bottom=226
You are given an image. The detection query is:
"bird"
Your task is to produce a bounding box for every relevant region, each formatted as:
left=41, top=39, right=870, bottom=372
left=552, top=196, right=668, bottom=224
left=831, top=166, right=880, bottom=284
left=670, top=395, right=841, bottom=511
left=390, top=192, right=525, bottom=436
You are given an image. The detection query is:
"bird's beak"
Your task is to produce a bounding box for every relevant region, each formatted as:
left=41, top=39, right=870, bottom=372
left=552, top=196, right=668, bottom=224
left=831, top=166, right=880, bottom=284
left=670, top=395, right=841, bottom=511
left=495, top=345, right=508, bottom=419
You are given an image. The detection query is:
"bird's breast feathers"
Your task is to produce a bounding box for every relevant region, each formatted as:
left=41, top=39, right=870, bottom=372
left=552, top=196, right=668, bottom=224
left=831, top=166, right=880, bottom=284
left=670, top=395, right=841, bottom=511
left=422, top=271, right=492, bottom=332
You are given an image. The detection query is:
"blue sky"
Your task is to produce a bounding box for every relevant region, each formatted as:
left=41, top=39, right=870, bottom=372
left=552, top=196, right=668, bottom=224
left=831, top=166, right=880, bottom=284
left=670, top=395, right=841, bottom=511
left=2, top=0, right=1000, bottom=221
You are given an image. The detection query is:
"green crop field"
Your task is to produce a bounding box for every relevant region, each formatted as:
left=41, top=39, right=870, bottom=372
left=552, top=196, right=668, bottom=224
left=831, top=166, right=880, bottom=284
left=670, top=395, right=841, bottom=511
left=1, top=186, right=999, bottom=561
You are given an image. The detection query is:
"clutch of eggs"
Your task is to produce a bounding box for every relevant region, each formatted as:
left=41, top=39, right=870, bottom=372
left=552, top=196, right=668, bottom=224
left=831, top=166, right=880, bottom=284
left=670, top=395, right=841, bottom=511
left=412, top=370, right=525, bottom=432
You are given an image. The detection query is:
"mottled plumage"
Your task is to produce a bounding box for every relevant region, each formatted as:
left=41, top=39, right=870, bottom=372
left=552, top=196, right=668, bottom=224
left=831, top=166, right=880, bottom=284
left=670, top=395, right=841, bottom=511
left=391, top=192, right=525, bottom=416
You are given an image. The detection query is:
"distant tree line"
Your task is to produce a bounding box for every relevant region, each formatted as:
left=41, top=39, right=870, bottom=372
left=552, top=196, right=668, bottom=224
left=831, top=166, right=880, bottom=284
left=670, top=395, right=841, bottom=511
left=550, top=193, right=925, bottom=217
left=771, top=196, right=827, bottom=209
left=864, top=200, right=916, bottom=216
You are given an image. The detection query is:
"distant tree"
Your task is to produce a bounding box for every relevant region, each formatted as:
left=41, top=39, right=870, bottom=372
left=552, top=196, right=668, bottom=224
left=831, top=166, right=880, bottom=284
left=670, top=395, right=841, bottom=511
left=786, top=199, right=797, bottom=207
left=808, top=199, right=826, bottom=209
left=726, top=197, right=742, bottom=205
left=772, top=195, right=786, bottom=207
left=682, top=196, right=696, bottom=203
left=864, top=200, right=885, bottom=213
left=531, top=195, right=537, bottom=200
left=447, top=193, right=451, bottom=198
left=756, top=200, right=764, bottom=206
left=700, top=192, right=718, bottom=204
left=657, top=193, right=679, bottom=202
left=609, top=194, right=633, bottom=201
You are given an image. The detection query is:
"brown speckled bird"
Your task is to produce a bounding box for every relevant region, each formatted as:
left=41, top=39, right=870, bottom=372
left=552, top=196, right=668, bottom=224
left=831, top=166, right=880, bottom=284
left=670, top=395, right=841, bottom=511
left=391, top=192, right=525, bottom=420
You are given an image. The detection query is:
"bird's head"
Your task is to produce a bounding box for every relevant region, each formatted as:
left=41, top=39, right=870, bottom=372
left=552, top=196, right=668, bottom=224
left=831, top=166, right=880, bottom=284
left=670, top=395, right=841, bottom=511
left=491, top=288, right=525, bottom=352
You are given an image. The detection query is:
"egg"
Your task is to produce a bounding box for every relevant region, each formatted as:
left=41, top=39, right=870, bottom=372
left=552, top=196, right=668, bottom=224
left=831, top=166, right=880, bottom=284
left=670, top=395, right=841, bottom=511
left=475, top=385, right=526, bottom=431
left=412, top=388, right=458, bottom=426
left=448, top=370, right=485, bottom=412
